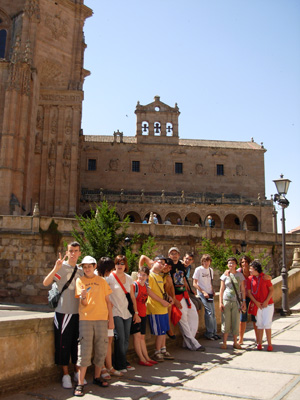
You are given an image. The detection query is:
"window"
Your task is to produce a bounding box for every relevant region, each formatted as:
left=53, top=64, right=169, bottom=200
left=175, top=162, right=183, bottom=174
left=132, top=161, right=140, bottom=172
left=0, top=29, right=7, bottom=58
left=88, top=159, right=96, bottom=171
left=217, top=164, right=224, bottom=176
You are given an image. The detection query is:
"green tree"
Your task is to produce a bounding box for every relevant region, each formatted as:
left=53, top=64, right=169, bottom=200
left=124, top=235, right=157, bottom=273
left=71, top=201, right=130, bottom=260
left=71, top=202, right=157, bottom=271
left=198, top=235, right=271, bottom=272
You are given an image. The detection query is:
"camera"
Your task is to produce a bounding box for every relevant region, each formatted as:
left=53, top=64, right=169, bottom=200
left=207, top=293, right=214, bottom=302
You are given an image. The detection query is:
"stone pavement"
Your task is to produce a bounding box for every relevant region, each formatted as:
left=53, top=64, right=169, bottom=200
left=1, top=297, right=300, bottom=400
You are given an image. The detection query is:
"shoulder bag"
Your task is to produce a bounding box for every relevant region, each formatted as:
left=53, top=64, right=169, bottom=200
left=112, top=272, right=135, bottom=315
left=229, top=273, right=245, bottom=313
left=48, top=266, right=78, bottom=309
left=150, top=272, right=169, bottom=302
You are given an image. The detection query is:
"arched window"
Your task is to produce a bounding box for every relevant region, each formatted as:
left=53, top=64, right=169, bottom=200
left=0, top=29, right=7, bottom=58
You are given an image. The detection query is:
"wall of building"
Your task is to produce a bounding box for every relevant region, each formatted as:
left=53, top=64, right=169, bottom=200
left=0, top=0, right=92, bottom=217
left=80, top=137, right=266, bottom=199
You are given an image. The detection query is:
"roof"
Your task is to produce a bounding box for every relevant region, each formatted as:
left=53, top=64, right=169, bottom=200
left=83, top=135, right=265, bottom=150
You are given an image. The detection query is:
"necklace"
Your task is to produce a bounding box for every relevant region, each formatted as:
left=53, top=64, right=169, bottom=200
left=251, top=275, right=261, bottom=295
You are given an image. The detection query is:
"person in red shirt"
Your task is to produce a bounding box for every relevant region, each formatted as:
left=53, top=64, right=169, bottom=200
left=247, top=260, right=274, bottom=351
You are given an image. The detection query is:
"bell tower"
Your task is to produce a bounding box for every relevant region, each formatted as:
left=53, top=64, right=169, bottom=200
left=135, top=96, right=180, bottom=144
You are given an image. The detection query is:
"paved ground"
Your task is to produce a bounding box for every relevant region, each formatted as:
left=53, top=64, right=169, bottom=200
left=1, top=297, right=300, bottom=400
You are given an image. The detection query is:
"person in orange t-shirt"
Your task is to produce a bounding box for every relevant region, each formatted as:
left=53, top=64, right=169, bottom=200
left=74, top=256, right=113, bottom=396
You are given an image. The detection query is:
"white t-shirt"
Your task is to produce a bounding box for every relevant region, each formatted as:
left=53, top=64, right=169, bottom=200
left=193, top=266, right=213, bottom=295
left=106, top=273, right=133, bottom=319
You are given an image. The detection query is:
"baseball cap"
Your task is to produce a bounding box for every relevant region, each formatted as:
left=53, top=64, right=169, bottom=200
left=79, top=256, right=97, bottom=265
left=168, top=247, right=180, bottom=254
left=154, top=255, right=167, bottom=262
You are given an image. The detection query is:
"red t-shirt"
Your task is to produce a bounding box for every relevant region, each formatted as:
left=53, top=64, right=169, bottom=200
left=247, top=273, right=273, bottom=304
left=134, top=281, right=148, bottom=317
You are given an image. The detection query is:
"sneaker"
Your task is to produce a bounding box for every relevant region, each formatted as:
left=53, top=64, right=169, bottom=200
left=74, top=372, right=87, bottom=385
left=126, top=365, right=135, bottom=371
left=204, top=335, right=215, bottom=341
left=62, top=374, right=72, bottom=389
left=214, top=334, right=221, bottom=340
left=153, top=352, right=164, bottom=362
left=162, top=351, right=174, bottom=360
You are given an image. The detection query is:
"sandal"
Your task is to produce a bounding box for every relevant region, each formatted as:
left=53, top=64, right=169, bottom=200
left=101, top=368, right=111, bottom=380
left=233, top=344, right=242, bottom=350
left=108, top=367, right=123, bottom=377
left=220, top=343, right=227, bottom=349
left=74, top=384, right=84, bottom=397
left=93, top=377, right=109, bottom=387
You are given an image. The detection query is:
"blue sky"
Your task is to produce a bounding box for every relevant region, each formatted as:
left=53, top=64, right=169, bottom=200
left=82, top=0, right=300, bottom=233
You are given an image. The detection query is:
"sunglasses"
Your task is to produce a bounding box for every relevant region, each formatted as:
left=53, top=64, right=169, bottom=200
left=116, top=262, right=125, bottom=265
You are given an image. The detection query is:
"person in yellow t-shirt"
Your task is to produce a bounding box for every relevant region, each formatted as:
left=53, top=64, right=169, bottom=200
left=74, top=256, right=113, bottom=397
left=144, top=255, right=174, bottom=362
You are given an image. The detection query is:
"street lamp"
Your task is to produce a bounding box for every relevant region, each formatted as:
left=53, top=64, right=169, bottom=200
left=273, top=174, right=291, bottom=316
left=241, top=240, right=247, bottom=253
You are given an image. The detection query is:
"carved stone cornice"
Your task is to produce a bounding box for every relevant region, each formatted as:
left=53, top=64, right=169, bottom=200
left=39, top=90, right=83, bottom=106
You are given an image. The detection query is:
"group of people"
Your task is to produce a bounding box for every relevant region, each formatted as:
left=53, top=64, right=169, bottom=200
left=43, top=242, right=274, bottom=397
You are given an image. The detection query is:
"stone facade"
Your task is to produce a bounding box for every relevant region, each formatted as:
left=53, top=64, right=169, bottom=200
left=0, top=0, right=92, bottom=217
left=0, top=2, right=273, bottom=233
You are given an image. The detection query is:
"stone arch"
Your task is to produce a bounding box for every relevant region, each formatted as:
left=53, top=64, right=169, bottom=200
left=204, top=213, right=221, bottom=228
left=145, top=211, right=162, bottom=224
left=164, top=212, right=182, bottom=225
left=81, top=209, right=92, bottom=218
left=242, top=214, right=259, bottom=231
left=224, top=213, right=241, bottom=230
left=123, top=211, right=142, bottom=223
left=184, top=212, right=202, bottom=226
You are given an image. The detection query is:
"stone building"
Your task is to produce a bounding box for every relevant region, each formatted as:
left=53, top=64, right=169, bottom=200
left=79, top=96, right=273, bottom=232
left=0, top=1, right=273, bottom=232
left=0, top=0, right=92, bottom=217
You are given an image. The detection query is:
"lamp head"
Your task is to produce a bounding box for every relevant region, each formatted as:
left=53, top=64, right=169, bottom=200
left=273, top=174, right=291, bottom=196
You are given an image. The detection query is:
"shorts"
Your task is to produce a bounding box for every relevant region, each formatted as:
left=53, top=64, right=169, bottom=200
left=54, top=312, right=79, bottom=366
left=131, top=315, right=147, bottom=335
left=77, top=320, right=108, bottom=367
left=148, top=313, right=169, bottom=336
left=256, top=304, right=274, bottom=329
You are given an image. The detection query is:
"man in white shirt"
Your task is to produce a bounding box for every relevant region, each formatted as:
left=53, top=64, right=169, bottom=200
left=193, top=254, right=220, bottom=340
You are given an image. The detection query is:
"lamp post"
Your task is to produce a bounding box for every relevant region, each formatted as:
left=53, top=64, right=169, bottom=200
left=241, top=240, right=247, bottom=253
left=273, top=174, right=291, bottom=316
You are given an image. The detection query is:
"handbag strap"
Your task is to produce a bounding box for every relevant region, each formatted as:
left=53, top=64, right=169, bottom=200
left=229, top=273, right=242, bottom=306
left=112, top=272, right=128, bottom=294
left=150, top=272, right=164, bottom=296
left=60, top=265, right=78, bottom=295
left=209, top=267, right=214, bottom=294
